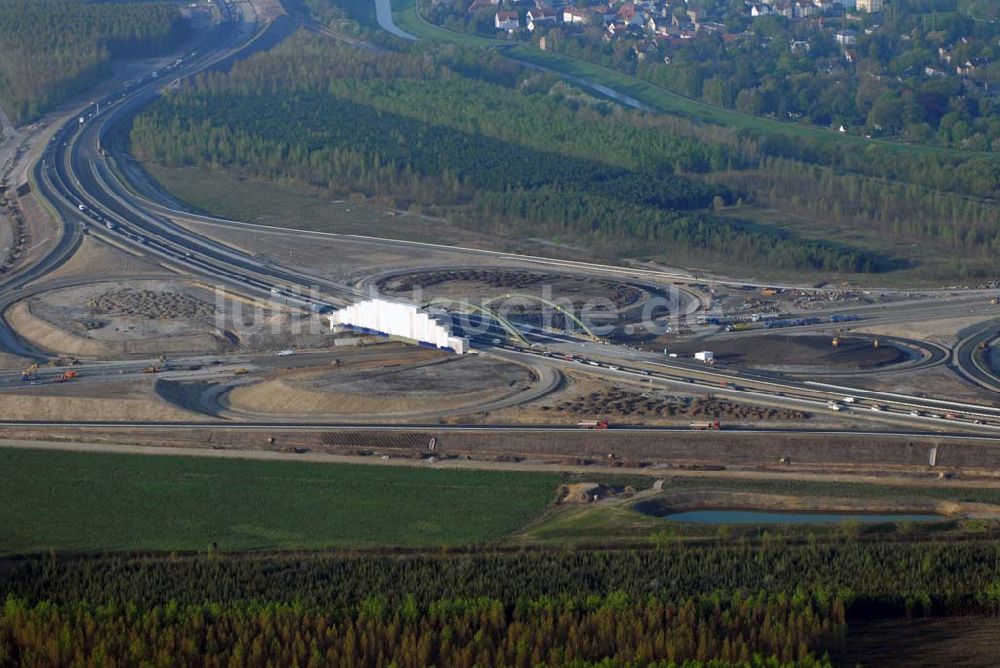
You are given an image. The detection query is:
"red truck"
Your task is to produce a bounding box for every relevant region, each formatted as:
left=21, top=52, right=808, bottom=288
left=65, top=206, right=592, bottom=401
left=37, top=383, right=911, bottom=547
left=578, top=420, right=610, bottom=430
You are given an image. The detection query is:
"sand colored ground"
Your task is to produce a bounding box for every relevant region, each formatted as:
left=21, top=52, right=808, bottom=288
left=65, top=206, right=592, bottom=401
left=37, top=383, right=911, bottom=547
left=7, top=279, right=239, bottom=357
left=226, top=354, right=538, bottom=417
left=6, top=300, right=112, bottom=357
left=0, top=350, right=30, bottom=368
left=863, top=315, right=996, bottom=343
left=42, top=235, right=167, bottom=282
left=0, top=382, right=198, bottom=421
left=227, top=379, right=509, bottom=416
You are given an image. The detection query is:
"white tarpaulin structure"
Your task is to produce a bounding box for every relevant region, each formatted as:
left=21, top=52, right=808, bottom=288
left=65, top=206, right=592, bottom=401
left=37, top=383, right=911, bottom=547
left=329, top=298, right=468, bottom=354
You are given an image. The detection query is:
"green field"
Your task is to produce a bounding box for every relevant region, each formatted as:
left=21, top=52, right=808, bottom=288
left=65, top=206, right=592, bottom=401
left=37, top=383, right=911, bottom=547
left=0, top=448, right=559, bottom=553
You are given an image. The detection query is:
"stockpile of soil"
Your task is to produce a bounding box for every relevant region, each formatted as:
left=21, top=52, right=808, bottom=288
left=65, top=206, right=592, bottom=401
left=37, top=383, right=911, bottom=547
left=543, top=387, right=808, bottom=421
left=87, top=288, right=215, bottom=319
left=379, top=269, right=644, bottom=309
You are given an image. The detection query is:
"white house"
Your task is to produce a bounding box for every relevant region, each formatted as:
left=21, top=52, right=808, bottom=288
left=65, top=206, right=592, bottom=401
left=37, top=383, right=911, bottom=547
left=562, top=6, right=592, bottom=24
left=495, top=9, right=520, bottom=31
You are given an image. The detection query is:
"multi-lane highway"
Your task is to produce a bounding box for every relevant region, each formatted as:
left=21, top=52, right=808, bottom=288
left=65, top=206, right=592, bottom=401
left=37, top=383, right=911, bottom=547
left=0, top=0, right=997, bottom=441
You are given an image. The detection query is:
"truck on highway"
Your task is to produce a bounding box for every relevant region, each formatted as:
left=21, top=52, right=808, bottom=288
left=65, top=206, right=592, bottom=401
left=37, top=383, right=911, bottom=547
left=690, top=420, right=721, bottom=430
left=828, top=401, right=843, bottom=411
left=277, top=349, right=294, bottom=356
left=55, top=370, right=78, bottom=382
left=578, top=420, right=610, bottom=430
left=842, top=396, right=856, bottom=404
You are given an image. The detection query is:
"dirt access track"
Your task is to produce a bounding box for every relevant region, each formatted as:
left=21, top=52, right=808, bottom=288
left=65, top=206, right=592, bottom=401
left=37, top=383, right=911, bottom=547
left=5, top=425, right=1000, bottom=477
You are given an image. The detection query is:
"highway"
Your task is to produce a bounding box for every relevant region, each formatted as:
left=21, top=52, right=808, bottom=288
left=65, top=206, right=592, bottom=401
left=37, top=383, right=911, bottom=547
left=0, top=0, right=996, bottom=442
left=954, top=320, right=1000, bottom=393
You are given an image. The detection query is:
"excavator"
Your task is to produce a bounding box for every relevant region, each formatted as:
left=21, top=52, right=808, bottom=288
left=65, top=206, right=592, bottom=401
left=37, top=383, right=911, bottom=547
left=20, top=363, right=37, bottom=381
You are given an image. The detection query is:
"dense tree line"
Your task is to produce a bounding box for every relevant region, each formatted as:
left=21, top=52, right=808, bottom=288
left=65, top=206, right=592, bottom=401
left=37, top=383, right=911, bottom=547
left=131, top=34, right=877, bottom=272
left=0, top=0, right=188, bottom=125
left=3, top=539, right=1000, bottom=665
left=5, top=540, right=1000, bottom=613
left=0, top=593, right=841, bottom=666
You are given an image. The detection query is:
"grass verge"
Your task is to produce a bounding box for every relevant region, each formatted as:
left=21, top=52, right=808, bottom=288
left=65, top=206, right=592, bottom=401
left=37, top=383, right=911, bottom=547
left=0, top=447, right=560, bottom=553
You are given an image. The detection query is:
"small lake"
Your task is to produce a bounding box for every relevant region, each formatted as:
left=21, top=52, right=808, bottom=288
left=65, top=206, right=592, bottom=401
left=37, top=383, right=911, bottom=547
left=661, top=509, right=941, bottom=525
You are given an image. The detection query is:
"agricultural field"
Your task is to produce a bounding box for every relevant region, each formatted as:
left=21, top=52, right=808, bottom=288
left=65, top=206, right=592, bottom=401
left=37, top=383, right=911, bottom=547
left=0, top=448, right=559, bottom=553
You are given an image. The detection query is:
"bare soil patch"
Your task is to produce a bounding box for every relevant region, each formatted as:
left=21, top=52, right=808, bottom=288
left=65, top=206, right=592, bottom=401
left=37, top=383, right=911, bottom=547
left=43, top=235, right=165, bottom=282
left=0, top=380, right=198, bottom=421
left=379, top=268, right=645, bottom=311
left=542, top=386, right=809, bottom=423
left=835, top=616, right=1000, bottom=668
left=226, top=354, right=536, bottom=417
left=86, top=287, right=215, bottom=319
left=13, top=280, right=229, bottom=357
left=661, top=334, right=906, bottom=371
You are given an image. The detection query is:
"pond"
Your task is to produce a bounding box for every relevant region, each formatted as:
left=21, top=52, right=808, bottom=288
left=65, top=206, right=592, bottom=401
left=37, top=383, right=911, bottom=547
left=660, top=509, right=941, bottom=525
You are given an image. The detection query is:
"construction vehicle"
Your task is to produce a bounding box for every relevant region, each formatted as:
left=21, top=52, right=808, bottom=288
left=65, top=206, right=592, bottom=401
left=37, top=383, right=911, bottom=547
left=56, top=370, right=78, bottom=382
left=690, top=420, right=721, bottom=430
left=578, top=420, right=610, bottom=430
left=141, top=366, right=161, bottom=374
left=991, top=297, right=999, bottom=305
left=20, top=363, right=38, bottom=381
left=233, top=368, right=250, bottom=375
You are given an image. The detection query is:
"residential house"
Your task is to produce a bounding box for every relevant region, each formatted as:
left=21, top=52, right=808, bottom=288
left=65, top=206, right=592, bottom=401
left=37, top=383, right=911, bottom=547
left=834, top=29, right=856, bottom=46
left=772, top=1, right=794, bottom=18
left=956, top=60, right=977, bottom=76
left=794, top=1, right=818, bottom=18
left=790, top=39, right=810, bottom=53
left=617, top=2, right=640, bottom=25
left=562, top=6, right=592, bottom=24
left=526, top=6, right=557, bottom=30
left=856, top=0, right=883, bottom=11
left=495, top=10, right=520, bottom=30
